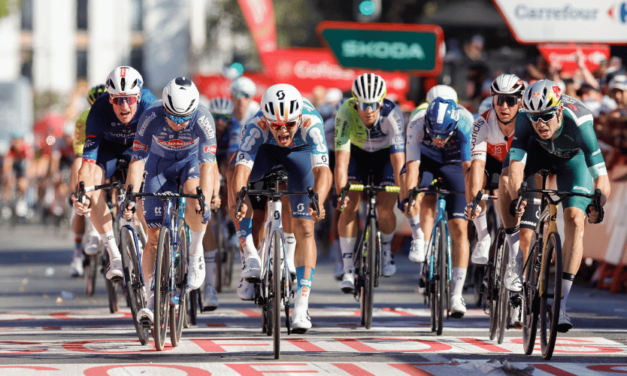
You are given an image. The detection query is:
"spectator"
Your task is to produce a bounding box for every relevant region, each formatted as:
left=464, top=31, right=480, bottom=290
left=463, top=35, right=486, bottom=62
left=608, top=75, right=627, bottom=108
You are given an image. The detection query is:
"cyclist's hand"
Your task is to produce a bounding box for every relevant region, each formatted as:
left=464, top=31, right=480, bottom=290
left=211, top=196, right=221, bottom=210
left=309, top=203, right=325, bottom=222
left=121, top=201, right=136, bottom=221
left=465, top=203, right=482, bottom=220
left=73, top=198, right=90, bottom=216
left=337, top=195, right=350, bottom=211
left=230, top=202, right=247, bottom=222
left=509, top=199, right=527, bottom=217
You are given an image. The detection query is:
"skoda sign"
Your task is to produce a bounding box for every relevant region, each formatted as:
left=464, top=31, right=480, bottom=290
left=493, top=0, right=627, bottom=44
left=316, top=22, right=444, bottom=75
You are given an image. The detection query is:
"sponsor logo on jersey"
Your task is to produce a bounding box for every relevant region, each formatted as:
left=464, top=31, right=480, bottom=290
left=204, top=145, right=217, bottom=154
left=138, top=112, right=157, bottom=136
left=156, top=138, right=196, bottom=149
left=257, top=120, right=267, bottom=131
left=197, top=116, right=215, bottom=139
left=573, top=186, right=592, bottom=194
left=133, top=140, right=148, bottom=151
left=302, top=118, right=312, bottom=128
left=83, top=138, right=95, bottom=149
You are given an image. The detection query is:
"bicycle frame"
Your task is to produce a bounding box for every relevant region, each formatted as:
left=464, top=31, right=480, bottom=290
left=352, top=177, right=382, bottom=279
left=427, top=195, right=452, bottom=283
left=258, top=194, right=287, bottom=297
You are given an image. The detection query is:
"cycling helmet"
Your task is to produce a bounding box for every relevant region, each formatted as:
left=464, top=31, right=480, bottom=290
left=106, top=66, right=143, bottom=96
left=230, top=76, right=257, bottom=98
left=162, top=77, right=200, bottom=117
left=208, top=97, right=234, bottom=115
left=425, top=98, right=459, bottom=137
left=426, top=85, right=458, bottom=103
left=522, top=79, right=562, bottom=114
left=491, top=74, right=525, bottom=97
left=352, top=73, right=386, bottom=103
left=478, top=96, right=493, bottom=115
left=261, top=84, right=303, bottom=123
left=87, top=84, right=107, bottom=105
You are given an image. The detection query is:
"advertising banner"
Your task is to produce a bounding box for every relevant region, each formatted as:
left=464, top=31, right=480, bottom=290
left=237, top=0, right=277, bottom=68
left=538, top=44, right=611, bottom=75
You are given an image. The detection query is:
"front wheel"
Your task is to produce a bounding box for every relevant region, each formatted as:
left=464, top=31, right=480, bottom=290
left=153, top=226, right=171, bottom=351
left=435, top=220, right=446, bottom=336
left=523, top=234, right=540, bottom=355
left=540, top=232, right=562, bottom=360
left=272, top=231, right=282, bottom=359
left=497, top=239, right=510, bottom=344
left=170, top=226, right=189, bottom=347
left=364, top=217, right=377, bottom=329
left=120, top=227, right=148, bottom=345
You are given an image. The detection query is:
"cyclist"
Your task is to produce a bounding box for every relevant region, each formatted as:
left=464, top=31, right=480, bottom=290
left=68, top=84, right=108, bottom=277
left=200, top=97, right=241, bottom=311
left=230, top=83, right=332, bottom=333
left=335, top=73, right=405, bottom=293
left=405, top=85, right=474, bottom=263
left=123, top=77, right=218, bottom=325
left=73, top=66, right=157, bottom=280
left=403, top=96, right=473, bottom=318
left=231, top=76, right=260, bottom=127
left=2, top=132, right=33, bottom=202
left=466, top=74, right=539, bottom=267
left=499, top=80, right=610, bottom=332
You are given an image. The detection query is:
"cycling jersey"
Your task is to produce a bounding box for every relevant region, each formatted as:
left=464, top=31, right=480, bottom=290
left=334, top=98, right=405, bottom=154
left=73, top=109, right=89, bottom=157
left=82, top=88, right=157, bottom=164
left=471, top=108, right=515, bottom=163
left=235, top=99, right=328, bottom=171
left=216, top=117, right=241, bottom=165
left=7, top=143, right=34, bottom=161
left=509, top=95, right=607, bottom=179
left=405, top=107, right=473, bottom=164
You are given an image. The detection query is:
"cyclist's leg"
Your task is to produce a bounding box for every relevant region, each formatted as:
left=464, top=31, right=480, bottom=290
left=471, top=157, right=498, bottom=264
left=376, top=153, right=398, bottom=277
left=337, top=149, right=362, bottom=291
left=70, top=210, right=85, bottom=277
left=281, top=194, right=297, bottom=277
left=520, top=174, right=541, bottom=262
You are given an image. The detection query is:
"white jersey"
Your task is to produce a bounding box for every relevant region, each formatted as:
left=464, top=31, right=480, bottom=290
left=470, top=109, right=514, bottom=163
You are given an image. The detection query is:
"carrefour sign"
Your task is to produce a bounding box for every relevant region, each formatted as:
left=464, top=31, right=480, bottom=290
left=493, top=0, right=627, bottom=44
left=316, top=22, right=444, bottom=75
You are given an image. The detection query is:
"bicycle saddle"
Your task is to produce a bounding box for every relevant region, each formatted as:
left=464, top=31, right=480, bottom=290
left=261, top=167, right=288, bottom=184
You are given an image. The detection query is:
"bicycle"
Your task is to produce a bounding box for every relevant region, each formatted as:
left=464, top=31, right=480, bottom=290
left=214, top=178, right=236, bottom=294
left=338, top=177, right=400, bottom=330
left=407, top=179, right=464, bottom=336
left=517, top=170, right=602, bottom=360
left=235, top=167, right=320, bottom=359
left=132, top=185, right=206, bottom=351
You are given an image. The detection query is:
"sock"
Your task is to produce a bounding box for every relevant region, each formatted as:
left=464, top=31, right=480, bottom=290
left=285, top=233, right=296, bottom=273
left=561, top=272, right=575, bottom=311
left=473, top=211, right=489, bottom=240
left=236, top=218, right=257, bottom=259
left=74, top=234, right=83, bottom=258
left=100, top=231, right=120, bottom=259
left=295, top=266, right=314, bottom=312
left=190, top=229, right=206, bottom=258
left=408, top=214, right=423, bottom=240
left=339, top=237, right=357, bottom=272
left=205, top=249, right=217, bottom=288
left=381, top=232, right=394, bottom=254
left=452, top=267, right=467, bottom=296
left=505, top=226, right=522, bottom=265
left=333, top=239, right=341, bottom=263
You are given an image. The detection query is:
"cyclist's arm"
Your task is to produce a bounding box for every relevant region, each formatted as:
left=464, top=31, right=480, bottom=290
left=334, top=107, right=352, bottom=195
left=508, top=160, right=525, bottom=200
left=391, top=152, right=405, bottom=188
left=232, top=119, right=265, bottom=199
left=466, top=159, right=486, bottom=203
left=334, top=150, right=350, bottom=196
left=507, top=116, right=533, bottom=200
left=126, top=158, right=145, bottom=194
left=404, top=113, right=425, bottom=197
left=231, top=163, right=252, bottom=201
left=385, top=105, right=406, bottom=187
left=313, top=166, right=332, bottom=205
left=69, top=157, right=82, bottom=193
left=579, top=120, right=611, bottom=205
left=199, top=161, right=215, bottom=211
left=78, top=106, right=105, bottom=189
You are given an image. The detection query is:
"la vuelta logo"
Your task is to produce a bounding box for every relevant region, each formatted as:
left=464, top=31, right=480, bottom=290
left=608, top=2, right=627, bottom=23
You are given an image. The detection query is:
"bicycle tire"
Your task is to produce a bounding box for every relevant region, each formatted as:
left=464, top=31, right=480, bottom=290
left=120, top=228, right=149, bottom=345
left=427, top=238, right=436, bottom=332
left=363, top=217, right=376, bottom=329
left=170, top=226, right=188, bottom=347
left=84, top=252, right=99, bottom=296
left=103, top=251, right=119, bottom=314
left=488, top=228, right=505, bottom=341
left=225, top=245, right=236, bottom=287
left=540, top=232, right=562, bottom=360
left=436, top=220, right=446, bottom=335
left=273, top=231, right=282, bottom=358
left=497, top=239, right=510, bottom=344
left=154, top=226, right=171, bottom=351
left=188, top=290, right=198, bottom=326
left=523, top=234, right=540, bottom=355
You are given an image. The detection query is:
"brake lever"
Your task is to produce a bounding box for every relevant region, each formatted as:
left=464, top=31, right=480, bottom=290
left=338, top=182, right=350, bottom=211
left=307, top=187, right=320, bottom=217
left=235, top=186, right=248, bottom=218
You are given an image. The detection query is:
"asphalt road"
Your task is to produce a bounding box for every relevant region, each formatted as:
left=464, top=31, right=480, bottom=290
left=1, top=224, right=626, bottom=375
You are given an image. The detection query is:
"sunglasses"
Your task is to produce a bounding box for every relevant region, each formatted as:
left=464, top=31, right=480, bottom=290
left=165, top=112, right=193, bottom=124
left=111, top=96, right=138, bottom=106
left=425, top=119, right=456, bottom=141
left=495, top=95, right=519, bottom=107
left=527, top=110, right=558, bottom=123
left=356, top=100, right=382, bottom=112
left=267, top=119, right=299, bottom=130
left=232, top=91, right=251, bottom=99
left=213, top=114, right=231, bottom=122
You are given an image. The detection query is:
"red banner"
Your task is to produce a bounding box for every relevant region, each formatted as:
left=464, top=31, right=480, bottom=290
left=237, top=0, right=277, bottom=68
left=538, top=45, right=610, bottom=75
left=194, top=72, right=274, bottom=103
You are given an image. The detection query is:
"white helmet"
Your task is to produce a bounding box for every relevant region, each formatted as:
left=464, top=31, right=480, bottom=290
left=352, top=73, right=386, bottom=103
left=208, top=97, right=234, bottom=115
left=106, top=66, right=143, bottom=96
left=230, top=76, right=256, bottom=98
left=162, top=77, right=200, bottom=117
left=523, top=79, right=562, bottom=114
left=426, top=85, right=458, bottom=103
left=491, top=74, right=525, bottom=97
left=261, top=84, right=303, bottom=123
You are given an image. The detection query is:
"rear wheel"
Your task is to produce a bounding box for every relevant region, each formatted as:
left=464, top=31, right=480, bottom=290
left=187, top=290, right=198, bottom=326
left=363, top=218, right=377, bottom=329
left=170, top=226, right=188, bottom=347
left=84, top=250, right=99, bottom=296
left=435, top=220, right=446, bottom=336
left=540, top=232, right=562, bottom=360
left=120, top=228, right=148, bottom=345
left=497, top=239, right=510, bottom=344
left=154, top=227, right=171, bottom=351
left=272, top=231, right=282, bottom=359
left=103, top=252, right=119, bottom=313
left=523, top=233, right=540, bottom=355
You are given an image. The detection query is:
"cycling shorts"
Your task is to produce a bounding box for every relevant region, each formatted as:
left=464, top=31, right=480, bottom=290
left=503, top=140, right=593, bottom=213
left=12, top=160, right=27, bottom=179
left=92, top=139, right=133, bottom=181
left=142, top=155, right=210, bottom=228
left=417, top=156, right=467, bottom=221
left=347, top=144, right=395, bottom=187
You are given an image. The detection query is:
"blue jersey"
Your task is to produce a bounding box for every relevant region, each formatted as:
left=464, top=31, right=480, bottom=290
left=235, top=99, right=329, bottom=170
left=83, top=88, right=157, bottom=163
left=406, top=106, right=472, bottom=164
left=132, top=102, right=217, bottom=165
left=216, top=117, right=241, bottom=162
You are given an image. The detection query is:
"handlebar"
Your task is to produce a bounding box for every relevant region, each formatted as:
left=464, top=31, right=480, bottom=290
left=338, top=182, right=401, bottom=211
left=234, top=185, right=320, bottom=218
left=406, top=179, right=465, bottom=212
left=125, top=185, right=207, bottom=224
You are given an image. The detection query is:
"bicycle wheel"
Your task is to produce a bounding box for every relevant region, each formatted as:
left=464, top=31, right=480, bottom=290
left=120, top=227, right=149, bottom=345
left=84, top=252, right=99, bottom=296
left=187, top=290, right=198, bottom=326
left=225, top=244, right=236, bottom=287
left=488, top=228, right=505, bottom=341
left=497, top=239, right=510, bottom=344
left=435, top=220, right=446, bottom=335
left=363, top=217, right=377, bottom=329
left=154, top=226, right=171, bottom=351
left=215, top=210, right=224, bottom=293
left=540, top=232, right=562, bottom=360
left=103, top=252, right=119, bottom=313
left=170, top=226, right=188, bottom=347
left=272, top=231, right=282, bottom=358
left=523, top=234, right=541, bottom=355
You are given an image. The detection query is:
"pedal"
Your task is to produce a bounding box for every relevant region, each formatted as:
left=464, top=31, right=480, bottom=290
left=139, top=317, right=152, bottom=329
left=110, top=276, right=123, bottom=284
left=244, top=276, right=261, bottom=284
